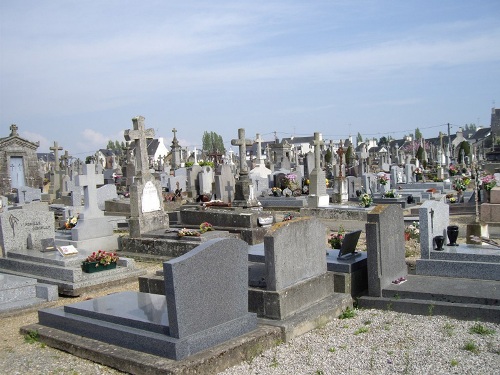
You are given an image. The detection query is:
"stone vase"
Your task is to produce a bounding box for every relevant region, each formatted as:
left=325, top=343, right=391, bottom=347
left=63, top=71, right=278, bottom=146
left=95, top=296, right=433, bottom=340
left=433, top=235, right=445, bottom=251
left=447, top=225, right=459, bottom=246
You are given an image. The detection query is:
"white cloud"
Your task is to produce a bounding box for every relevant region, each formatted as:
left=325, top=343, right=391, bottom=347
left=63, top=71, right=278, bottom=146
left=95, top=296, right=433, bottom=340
left=20, top=131, right=50, bottom=152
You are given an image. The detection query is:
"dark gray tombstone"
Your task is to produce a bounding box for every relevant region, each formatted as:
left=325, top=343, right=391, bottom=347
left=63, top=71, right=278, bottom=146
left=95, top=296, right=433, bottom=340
left=36, top=238, right=257, bottom=360
left=365, top=205, right=407, bottom=297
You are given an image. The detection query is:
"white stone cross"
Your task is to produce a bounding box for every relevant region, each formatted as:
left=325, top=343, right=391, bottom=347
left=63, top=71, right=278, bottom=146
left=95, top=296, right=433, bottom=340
left=311, top=132, right=324, bottom=170
left=193, top=146, right=198, bottom=165
left=255, top=133, right=264, bottom=166
left=75, top=163, right=104, bottom=219
left=231, top=128, right=253, bottom=175
left=124, top=116, right=155, bottom=181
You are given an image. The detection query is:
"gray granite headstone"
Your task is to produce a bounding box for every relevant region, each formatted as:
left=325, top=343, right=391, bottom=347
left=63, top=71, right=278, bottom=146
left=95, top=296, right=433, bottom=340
left=418, top=200, right=449, bottom=259
left=365, top=205, right=407, bottom=297
left=164, top=238, right=255, bottom=339
left=0, top=210, right=55, bottom=256
left=186, top=164, right=202, bottom=198
left=17, top=186, right=42, bottom=204
left=167, top=176, right=186, bottom=194
left=264, top=217, right=327, bottom=291
left=96, top=184, right=118, bottom=211
left=215, top=164, right=235, bottom=203
left=198, top=166, right=214, bottom=195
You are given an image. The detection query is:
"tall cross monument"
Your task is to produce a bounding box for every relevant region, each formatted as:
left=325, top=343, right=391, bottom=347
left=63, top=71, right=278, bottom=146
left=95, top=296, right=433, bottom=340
left=124, top=116, right=168, bottom=237
left=307, top=132, right=329, bottom=207
left=231, top=128, right=258, bottom=207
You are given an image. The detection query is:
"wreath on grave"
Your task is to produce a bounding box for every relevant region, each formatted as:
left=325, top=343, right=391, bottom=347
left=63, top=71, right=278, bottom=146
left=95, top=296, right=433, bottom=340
left=177, top=228, right=201, bottom=237
left=199, top=222, right=213, bottom=233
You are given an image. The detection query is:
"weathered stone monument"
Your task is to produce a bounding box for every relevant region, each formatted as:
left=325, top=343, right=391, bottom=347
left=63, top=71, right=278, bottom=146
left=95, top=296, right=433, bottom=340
left=332, top=143, right=348, bottom=203
left=248, top=217, right=352, bottom=340
left=231, top=128, right=258, bottom=207
left=307, top=132, right=329, bottom=207
left=124, top=116, right=169, bottom=238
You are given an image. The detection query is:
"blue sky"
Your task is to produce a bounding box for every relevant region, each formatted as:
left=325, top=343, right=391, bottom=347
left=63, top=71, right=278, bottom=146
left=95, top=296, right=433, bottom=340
left=1, top=0, right=499, bottom=158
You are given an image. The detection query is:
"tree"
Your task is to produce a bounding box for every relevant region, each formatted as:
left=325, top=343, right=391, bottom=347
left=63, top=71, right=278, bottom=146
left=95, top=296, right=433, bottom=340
left=106, top=140, right=123, bottom=150
left=464, top=123, right=477, bottom=133
left=202, top=131, right=225, bottom=154
left=378, top=136, right=388, bottom=146
left=415, top=128, right=422, bottom=140
left=356, top=132, right=363, bottom=144
left=416, top=145, right=424, bottom=163
left=325, top=149, right=332, bottom=164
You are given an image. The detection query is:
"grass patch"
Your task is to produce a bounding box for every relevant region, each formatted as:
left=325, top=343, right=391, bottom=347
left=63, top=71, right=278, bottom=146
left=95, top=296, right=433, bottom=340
left=354, top=326, right=369, bottom=335
left=450, top=359, right=459, bottom=367
left=328, top=347, right=336, bottom=353
left=24, top=330, right=40, bottom=344
left=364, top=320, right=372, bottom=325
left=463, top=341, right=480, bottom=354
left=339, top=307, right=356, bottom=320
left=469, top=323, right=495, bottom=335
left=443, top=322, right=455, bottom=337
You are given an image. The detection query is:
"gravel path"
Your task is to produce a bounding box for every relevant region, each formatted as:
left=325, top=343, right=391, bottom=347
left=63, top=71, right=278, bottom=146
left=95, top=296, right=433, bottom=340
left=220, top=309, right=499, bottom=375
left=1, top=218, right=498, bottom=375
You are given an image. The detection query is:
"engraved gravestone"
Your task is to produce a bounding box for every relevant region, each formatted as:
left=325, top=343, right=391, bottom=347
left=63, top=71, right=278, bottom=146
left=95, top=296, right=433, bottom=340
left=0, top=210, right=55, bottom=256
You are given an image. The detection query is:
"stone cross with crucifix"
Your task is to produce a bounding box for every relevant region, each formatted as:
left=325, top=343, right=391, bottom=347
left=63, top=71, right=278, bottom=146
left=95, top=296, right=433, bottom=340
left=124, top=116, right=155, bottom=182
left=231, top=128, right=253, bottom=176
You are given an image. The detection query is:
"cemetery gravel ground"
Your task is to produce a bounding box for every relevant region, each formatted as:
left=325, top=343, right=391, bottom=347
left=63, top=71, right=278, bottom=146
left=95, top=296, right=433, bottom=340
left=1, top=215, right=497, bottom=374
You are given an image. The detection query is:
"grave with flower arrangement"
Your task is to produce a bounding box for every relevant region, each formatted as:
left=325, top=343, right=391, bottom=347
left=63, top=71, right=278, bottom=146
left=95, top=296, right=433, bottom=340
left=0, top=207, right=144, bottom=296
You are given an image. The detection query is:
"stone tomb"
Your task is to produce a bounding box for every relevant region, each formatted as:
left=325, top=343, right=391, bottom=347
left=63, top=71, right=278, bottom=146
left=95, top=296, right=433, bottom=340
left=247, top=217, right=352, bottom=340
left=416, top=199, right=500, bottom=280
left=0, top=208, right=144, bottom=296
left=0, top=273, right=58, bottom=315
left=125, top=117, right=169, bottom=238
left=30, top=238, right=262, bottom=363
left=356, top=204, right=500, bottom=323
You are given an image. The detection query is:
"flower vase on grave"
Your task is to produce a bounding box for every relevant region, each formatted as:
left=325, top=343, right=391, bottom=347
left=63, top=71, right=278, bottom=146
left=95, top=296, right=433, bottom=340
left=380, top=183, right=388, bottom=194
left=457, top=191, right=463, bottom=203
left=446, top=225, right=459, bottom=246
left=81, top=261, right=117, bottom=273
left=484, top=189, right=490, bottom=203
left=433, top=235, right=445, bottom=251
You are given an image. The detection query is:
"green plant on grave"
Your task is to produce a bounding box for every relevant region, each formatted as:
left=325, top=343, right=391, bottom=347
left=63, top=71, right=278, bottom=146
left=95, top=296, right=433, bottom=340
left=450, top=359, right=459, bottom=367
left=469, top=322, right=495, bottom=335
